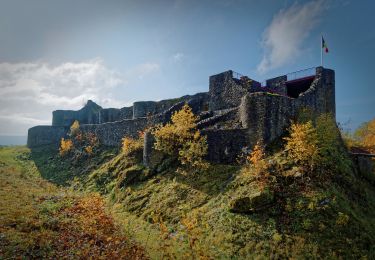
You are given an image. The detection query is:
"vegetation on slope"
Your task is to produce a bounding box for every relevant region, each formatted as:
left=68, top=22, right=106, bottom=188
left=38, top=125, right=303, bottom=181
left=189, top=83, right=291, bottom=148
left=3, top=109, right=375, bottom=259
left=0, top=146, right=147, bottom=259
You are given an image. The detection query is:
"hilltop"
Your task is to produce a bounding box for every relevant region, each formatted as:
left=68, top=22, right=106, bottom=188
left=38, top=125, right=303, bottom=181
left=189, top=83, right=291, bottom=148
left=18, top=113, right=375, bottom=259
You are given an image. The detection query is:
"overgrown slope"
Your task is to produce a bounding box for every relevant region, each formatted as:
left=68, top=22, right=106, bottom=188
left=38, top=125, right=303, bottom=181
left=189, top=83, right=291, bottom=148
left=0, top=146, right=147, bottom=259
left=28, top=141, right=375, bottom=259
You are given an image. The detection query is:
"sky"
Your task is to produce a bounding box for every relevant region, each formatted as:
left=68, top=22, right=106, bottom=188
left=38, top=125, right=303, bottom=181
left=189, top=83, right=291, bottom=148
left=0, top=0, right=374, bottom=139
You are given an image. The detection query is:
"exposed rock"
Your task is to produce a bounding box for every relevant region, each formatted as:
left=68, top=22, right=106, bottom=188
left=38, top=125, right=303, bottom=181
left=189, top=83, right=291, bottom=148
left=229, top=188, right=274, bottom=213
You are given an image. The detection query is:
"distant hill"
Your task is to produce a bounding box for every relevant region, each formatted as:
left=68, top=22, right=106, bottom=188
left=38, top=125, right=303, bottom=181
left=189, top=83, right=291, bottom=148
left=0, top=136, right=27, bottom=146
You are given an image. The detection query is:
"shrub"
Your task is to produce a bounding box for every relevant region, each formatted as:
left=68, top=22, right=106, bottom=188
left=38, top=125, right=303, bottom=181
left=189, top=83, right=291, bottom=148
left=245, top=142, right=270, bottom=190
left=59, top=138, right=73, bottom=156
left=122, top=136, right=143, bottom=156
left=69, top=120, right=81, bottom=137
left=354, top=118, right=375, bottom=154
left=59, top=121, right=100, bottom=158
left=248, top=142, right=267, bottom=172
left=153, top=104, right=209, bottom=170
left=284, top=121, right=319, bottom=171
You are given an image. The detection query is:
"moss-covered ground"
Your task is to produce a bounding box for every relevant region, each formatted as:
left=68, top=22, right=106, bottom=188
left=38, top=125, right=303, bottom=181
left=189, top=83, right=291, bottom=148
left=1, top=145, right=375, bottom=259
left=0, top=146, right=147, bottom=259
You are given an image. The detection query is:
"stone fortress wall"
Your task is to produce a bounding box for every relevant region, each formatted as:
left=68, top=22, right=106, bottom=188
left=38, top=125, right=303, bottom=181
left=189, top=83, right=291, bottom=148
left=28, top=66, right=335, bottom=164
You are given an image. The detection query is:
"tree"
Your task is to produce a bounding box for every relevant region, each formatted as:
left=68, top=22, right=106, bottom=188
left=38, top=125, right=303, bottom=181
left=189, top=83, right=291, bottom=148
left=59, top=138, right=73, bottom=156
left=153, top=104, right=208, bottom=170
left=69, top=120, right=81, bottom=137
left=284, top=121, right=319, bottom=171
left=355, top=118, right=375, bottom=154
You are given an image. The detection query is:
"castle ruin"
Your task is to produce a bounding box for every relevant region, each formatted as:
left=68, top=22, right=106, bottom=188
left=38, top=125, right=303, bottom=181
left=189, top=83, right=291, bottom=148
left=27, top=66, right=335, bottom=164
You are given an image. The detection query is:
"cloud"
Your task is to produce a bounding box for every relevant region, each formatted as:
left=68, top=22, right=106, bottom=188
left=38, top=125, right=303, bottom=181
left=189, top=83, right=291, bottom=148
left=257, top=0, right=325, bottom=74
left=0, top=59, right=126, bottom=135
left=172, top=52, right=185, bottom=63
left=0, top=59, right=162, bottom=136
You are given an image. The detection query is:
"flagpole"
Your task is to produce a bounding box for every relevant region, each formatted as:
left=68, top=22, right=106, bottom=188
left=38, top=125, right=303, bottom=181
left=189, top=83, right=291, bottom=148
left=321, top=34, right=323, bottom=67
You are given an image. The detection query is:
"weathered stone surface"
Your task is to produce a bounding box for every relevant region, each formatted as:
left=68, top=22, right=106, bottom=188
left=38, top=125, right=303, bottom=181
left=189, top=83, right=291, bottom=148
left=52, top=100, right=102, bottom=126
left=28, top=67, right=336, bottom=165
left=203, top=128, right=249, bottom=164
left=117, top=166, right=144, bottom=188
left=209, top=70, right=259, bottom=111
left=229, top=188, right=274, bottom=213
left=27, top=125, right=68, bottom=148
left=80, top=118, right=149, bottom=146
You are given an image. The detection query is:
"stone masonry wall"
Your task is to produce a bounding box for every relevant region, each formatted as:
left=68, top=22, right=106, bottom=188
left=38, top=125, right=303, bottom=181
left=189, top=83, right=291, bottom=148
left=27, top=125, right=69, bottom=148
left=80, top=118, right=148, bottom=146
left=203, top=128, right=249, bottom=163
left=209, top=70, right=251, bottom=111
left=28, top=67, right=335, bottom=165
left=239, top=92, right=295, bottom=146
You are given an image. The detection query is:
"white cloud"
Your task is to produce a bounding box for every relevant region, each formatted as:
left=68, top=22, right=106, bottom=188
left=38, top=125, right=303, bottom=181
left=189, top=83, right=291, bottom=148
left=257, top=0, right=325, bottom=74
left=0, top=59, right=162, bottom=136
left=0, top=59, right=126, bottom=135
left=0, top=59, right=124, bottom=108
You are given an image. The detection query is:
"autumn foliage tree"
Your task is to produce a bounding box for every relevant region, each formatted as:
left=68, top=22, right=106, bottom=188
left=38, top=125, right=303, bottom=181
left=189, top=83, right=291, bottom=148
left=122, top=131, right=144, bottom=157
left=284, top=121, right=319, bottom=171
left=59, top=138, right=73, bottom=156
left=153, top=104, right=208, bottom=170
left=284, top=114, right=351, bottom=175
left=247, top=141, right=270, bottom=190
left=59, top=120, right=99, bottom=158
left=354, top=118, right=375, bottom=154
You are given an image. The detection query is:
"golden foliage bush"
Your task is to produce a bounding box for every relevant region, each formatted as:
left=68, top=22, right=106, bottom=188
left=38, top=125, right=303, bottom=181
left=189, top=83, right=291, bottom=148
left=59, top=121, right=99, bottom=158
left=59, top=138, right=73, bottom=156
left=247, top=142, right=270, bottom=190
left=355, top=118, right=375, bottom=154
left=285, top=114, right=352, bottom=175
left=122, top=136, right=143, bottom=156
left=69, top=120, right=81, bottom=137
left=153, top=104, right=209, bottom=170
left=284, top=121, right=319, bottom=171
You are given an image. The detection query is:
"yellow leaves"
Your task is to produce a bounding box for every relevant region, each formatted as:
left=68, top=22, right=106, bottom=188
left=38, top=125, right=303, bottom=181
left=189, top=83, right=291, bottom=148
left=355, top=118, right=375, bottom=154
left=85, top=145, right=93, bottom=155
left=336, top=212, right=350, bottom=226
left=248, top=142, right=266, bottom=166
left=59, top=138, right=73, bottom=156
left=69, top=120, right=80, bottom=137
left=59, top=121, right=99, bottom=158
left=153, top=104, right=209, bottom=170
left=121, top=136, right=143, bottom=156
left=284, top=121, right=319, bottom=171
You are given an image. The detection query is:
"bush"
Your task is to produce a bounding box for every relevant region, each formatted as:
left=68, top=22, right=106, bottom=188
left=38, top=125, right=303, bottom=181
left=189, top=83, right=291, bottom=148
left=59, top=121, right=99, bottom=158
left=59, top=138, right=73, bottom=156
left=284, top=121, right=319, bottom=171
left=122, top=136, right=143, bottom=156
left=69, top=120, right=81, bottom=137
left=153, top=104, right=209, bottom=170
left=284, top=114, right=352, bottom=176
left=354, top=118, right=375, bottom=154
left=246, top=142, right=270, bottom=190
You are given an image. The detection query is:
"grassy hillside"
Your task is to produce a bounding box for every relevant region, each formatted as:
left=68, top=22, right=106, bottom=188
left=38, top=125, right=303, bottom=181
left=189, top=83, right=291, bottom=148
left=0, top=146, right=146, bottom=259
left=23, top=140, right=375, bottom=259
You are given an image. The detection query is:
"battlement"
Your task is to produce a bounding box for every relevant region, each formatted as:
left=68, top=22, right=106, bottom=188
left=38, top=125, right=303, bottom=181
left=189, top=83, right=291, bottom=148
left=28, top=66, right=335, bottom=164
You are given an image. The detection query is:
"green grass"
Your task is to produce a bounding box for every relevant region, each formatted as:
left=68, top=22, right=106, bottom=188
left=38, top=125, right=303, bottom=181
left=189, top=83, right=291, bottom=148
left=4, top=145, right=375, bottom=259
left=0, top=146, right=146, bottom=259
